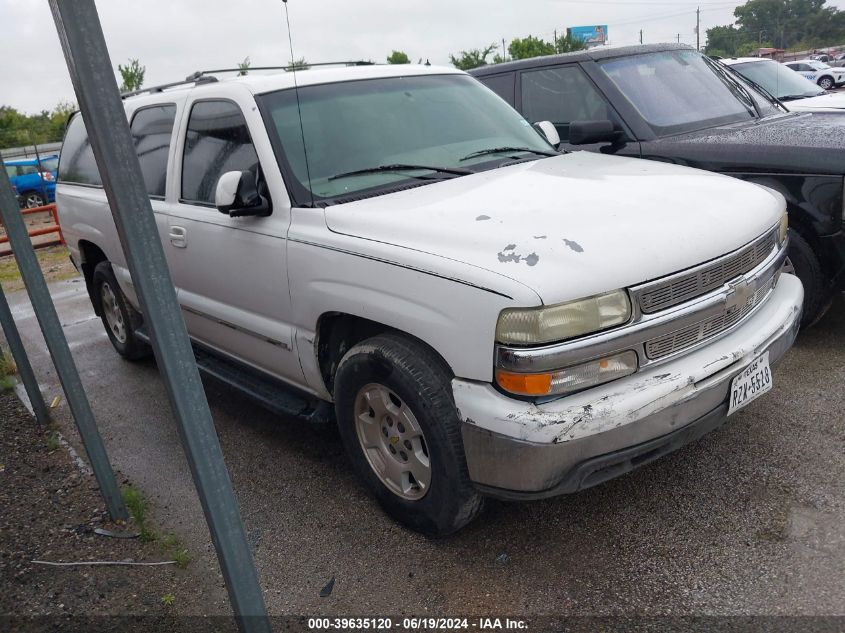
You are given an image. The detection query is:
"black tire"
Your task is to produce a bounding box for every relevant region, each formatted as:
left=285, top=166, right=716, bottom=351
left=92, top=262, right=151, bottom=360
left=334, top=333, right=483, bottom=537
left=818, top=76, right=834, bottom=90
left=21, top=191, right=44, bottom=209
left=786, top=229, right=831, bottom=328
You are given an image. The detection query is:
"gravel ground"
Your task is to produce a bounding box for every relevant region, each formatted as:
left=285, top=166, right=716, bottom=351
left=1, top=278, right=843, bottom=625
left=0, top=389, right=228, bottom=631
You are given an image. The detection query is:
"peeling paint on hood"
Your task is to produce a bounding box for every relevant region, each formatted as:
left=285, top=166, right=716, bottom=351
left=324, top=152, right=783, bottom=304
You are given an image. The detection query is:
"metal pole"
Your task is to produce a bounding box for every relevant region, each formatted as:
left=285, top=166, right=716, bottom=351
left=0, top=159, right=127, bottom=521
left=0, top=283, right=50, bottom=426
left=31, top=138, right=49, bottom=208
left=696, top=7, right=701, bottom=52
left=48, top=1, right=271, bottom=629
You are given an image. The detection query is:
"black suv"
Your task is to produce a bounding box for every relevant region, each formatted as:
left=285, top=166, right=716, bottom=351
left=471, top=43, right=845, bottom=326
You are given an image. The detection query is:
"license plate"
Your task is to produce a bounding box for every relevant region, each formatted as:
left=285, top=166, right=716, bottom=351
left=728, top=352, right=772, bottom=416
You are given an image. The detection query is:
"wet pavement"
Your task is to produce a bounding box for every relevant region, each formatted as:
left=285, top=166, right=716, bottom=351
left=5, top=277, right=844, bottom=617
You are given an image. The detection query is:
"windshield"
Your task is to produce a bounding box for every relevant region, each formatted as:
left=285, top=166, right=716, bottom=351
left=732, top=60, right=823, bottom=99
left=599, top=50, right=757, bottom=136
left=40, top=157, right=59, bottom=172
left=257, top=74, right=553, bottom=205
left=807, top=60, right=830, bottom=70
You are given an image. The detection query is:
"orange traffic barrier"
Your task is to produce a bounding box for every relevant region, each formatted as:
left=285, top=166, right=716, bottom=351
left=0, top=203, right=64, bottom=257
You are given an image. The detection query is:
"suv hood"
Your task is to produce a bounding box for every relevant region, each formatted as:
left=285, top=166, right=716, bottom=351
left=785, top=91, right=845, bottom=113
left=324, top=153, right=783, bottom=304
left=649, top=113, right=845, bottom=174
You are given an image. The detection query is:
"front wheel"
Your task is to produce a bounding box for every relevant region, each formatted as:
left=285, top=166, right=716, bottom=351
left=786, top=229, right=832, bottom=328
left=818, top=76, right=834, bottom=90
left=334, top=333, right=483, bottom=537
left=93, top=262, right=151, bottom=360
left=22, top=192, right=44, bottom=209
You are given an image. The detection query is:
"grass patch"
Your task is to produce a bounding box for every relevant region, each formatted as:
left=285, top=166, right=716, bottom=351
left=0, top=246, right=79, bottom=293
left=0, top=348, right=16, bottom=377
left=121, top=484, right=157, bottom=542
left=121, top=484, right=190, bottom=567
left=0, top=348, right=16, bottom=391
left=161, top=534, right=190, bottom=569
left=45, top=433, right=60, bottom=451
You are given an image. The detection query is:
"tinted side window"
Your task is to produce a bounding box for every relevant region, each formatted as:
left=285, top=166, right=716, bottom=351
left=58, top=114, right=102, bottom=187
left=130, top=104, right=176, bottom=198
left=480, top=74, right=516, bottom=106
left=19, top=164, right=39, bottom=176
left=520, top=66, right=613, bottom=141
left=181, top=100, right=259, bottom=205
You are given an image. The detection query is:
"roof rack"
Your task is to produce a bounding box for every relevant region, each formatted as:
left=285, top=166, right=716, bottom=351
left=120, top=61, right=376, bottom=99
left=193, top=60, right=376, bottom=78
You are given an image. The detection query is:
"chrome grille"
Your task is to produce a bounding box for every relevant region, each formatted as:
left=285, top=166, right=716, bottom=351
left=645, top=277, right=776, bottom=360
left=639, top=230, right=777, bottom=314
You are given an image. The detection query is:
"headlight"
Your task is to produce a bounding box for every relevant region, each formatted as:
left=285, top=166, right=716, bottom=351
left=778, top=213, right=788, bottom=246
left=496, top=290, right=631, bottom=345
left=496, top=350, right=639, bottom=397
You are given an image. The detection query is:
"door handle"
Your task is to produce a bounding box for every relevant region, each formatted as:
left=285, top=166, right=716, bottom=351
left=169, top=226, right=187, bottom=248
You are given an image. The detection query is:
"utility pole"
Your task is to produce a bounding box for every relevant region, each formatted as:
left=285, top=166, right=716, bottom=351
left=639, top=29, right=643, bottom=44
left=502, top=38, right=507, bottom=61
left=677, top=33, right=681, bottom=43
left=696, top=6, right=700, bottom=51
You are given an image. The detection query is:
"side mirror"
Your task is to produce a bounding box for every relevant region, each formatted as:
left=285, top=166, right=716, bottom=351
left=533, top=120, right=561, bottom=147
left=569, top=119, right=621, bottom=146
left=215, top=170, right=271, bottom=218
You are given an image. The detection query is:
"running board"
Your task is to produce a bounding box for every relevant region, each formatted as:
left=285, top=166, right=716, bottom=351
left=135, top=328, right=333, bottom=424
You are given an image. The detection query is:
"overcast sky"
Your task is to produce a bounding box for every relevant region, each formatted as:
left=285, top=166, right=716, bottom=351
left=2, top=0, right=844, bottom=114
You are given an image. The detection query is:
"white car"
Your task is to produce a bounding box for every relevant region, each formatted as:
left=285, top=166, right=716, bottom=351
left=784, top=59, right=845, bottom=90
left=722, top=57, right=845, bottom=112
left=56, top=64, right=803, bottom=535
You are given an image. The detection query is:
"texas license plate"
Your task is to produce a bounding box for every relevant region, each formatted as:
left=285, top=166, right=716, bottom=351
left=728, top=352, right=772, bottom=416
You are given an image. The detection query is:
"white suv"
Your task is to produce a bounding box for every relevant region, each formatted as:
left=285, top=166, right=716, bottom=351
left=56, top=64, right=803, bottom=535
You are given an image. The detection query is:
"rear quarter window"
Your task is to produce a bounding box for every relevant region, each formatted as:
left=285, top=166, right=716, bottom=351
left=58, top=114, right=102, bottom=187
left=130, top=104, right=176, bottom=198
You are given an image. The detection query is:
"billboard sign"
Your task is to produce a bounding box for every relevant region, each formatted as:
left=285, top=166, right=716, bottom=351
left=567, top=25, right=608, bottom=47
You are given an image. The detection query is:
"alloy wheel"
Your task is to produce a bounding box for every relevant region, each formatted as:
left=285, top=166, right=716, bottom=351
left=354, top=382, right=431, bottom=500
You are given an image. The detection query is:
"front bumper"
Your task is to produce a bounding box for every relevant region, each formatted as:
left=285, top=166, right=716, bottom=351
left=454, top=273, right=804, bottom=499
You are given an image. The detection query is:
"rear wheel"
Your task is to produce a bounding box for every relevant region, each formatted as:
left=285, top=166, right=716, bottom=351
left=22, top=192, right=44, bottom=209
left=818, top=75, right=834, bottom=90
left=334, top=333, right=483, bottom=536
left=92, top=262, right=151, bottom=360
left=786, top=229, right=831, bottom=328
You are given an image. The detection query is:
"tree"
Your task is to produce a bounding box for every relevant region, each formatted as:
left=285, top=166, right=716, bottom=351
left=287, top=58, right=310, bottom=71
left=705, top=24, right=742, bottom=56
left=555, top=33, right=588, bottom=54
left=237, top=56, right=251, bottom=76
left=508, top=35, right=556, bottom=60
left=706, top=0, right=845, bottom=54
left=0, top=101, right=77, bottom=150
left=449, top=43, right=498, bottom=70
left=118, top=58, right=145, bottom=93
left=387, top=50, right=411, bottom=64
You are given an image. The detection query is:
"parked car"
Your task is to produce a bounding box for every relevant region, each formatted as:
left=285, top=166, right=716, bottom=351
left=57, top=64, right=802, bottom=535
left=783, top=59, right=845, bottom=90
left=4, top=155, right=58, bottom=208
left=471, top=43, right=845, bottom=327
left=721, top=57, right=845, bottom=112
left=831, top=53, right=845, bottom=68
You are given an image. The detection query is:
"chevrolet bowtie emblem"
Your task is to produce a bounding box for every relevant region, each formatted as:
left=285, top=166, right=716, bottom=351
left=726, top=278, right=753, bottom=313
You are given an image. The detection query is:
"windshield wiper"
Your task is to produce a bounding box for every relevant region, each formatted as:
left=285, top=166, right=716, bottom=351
left=459, top=146, right=558, bottom=162
left=706, top=58, right=760, bottom=118
left=328, top=163, right=474, bottom=181
left=779, top=94, right=820, bottom=101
